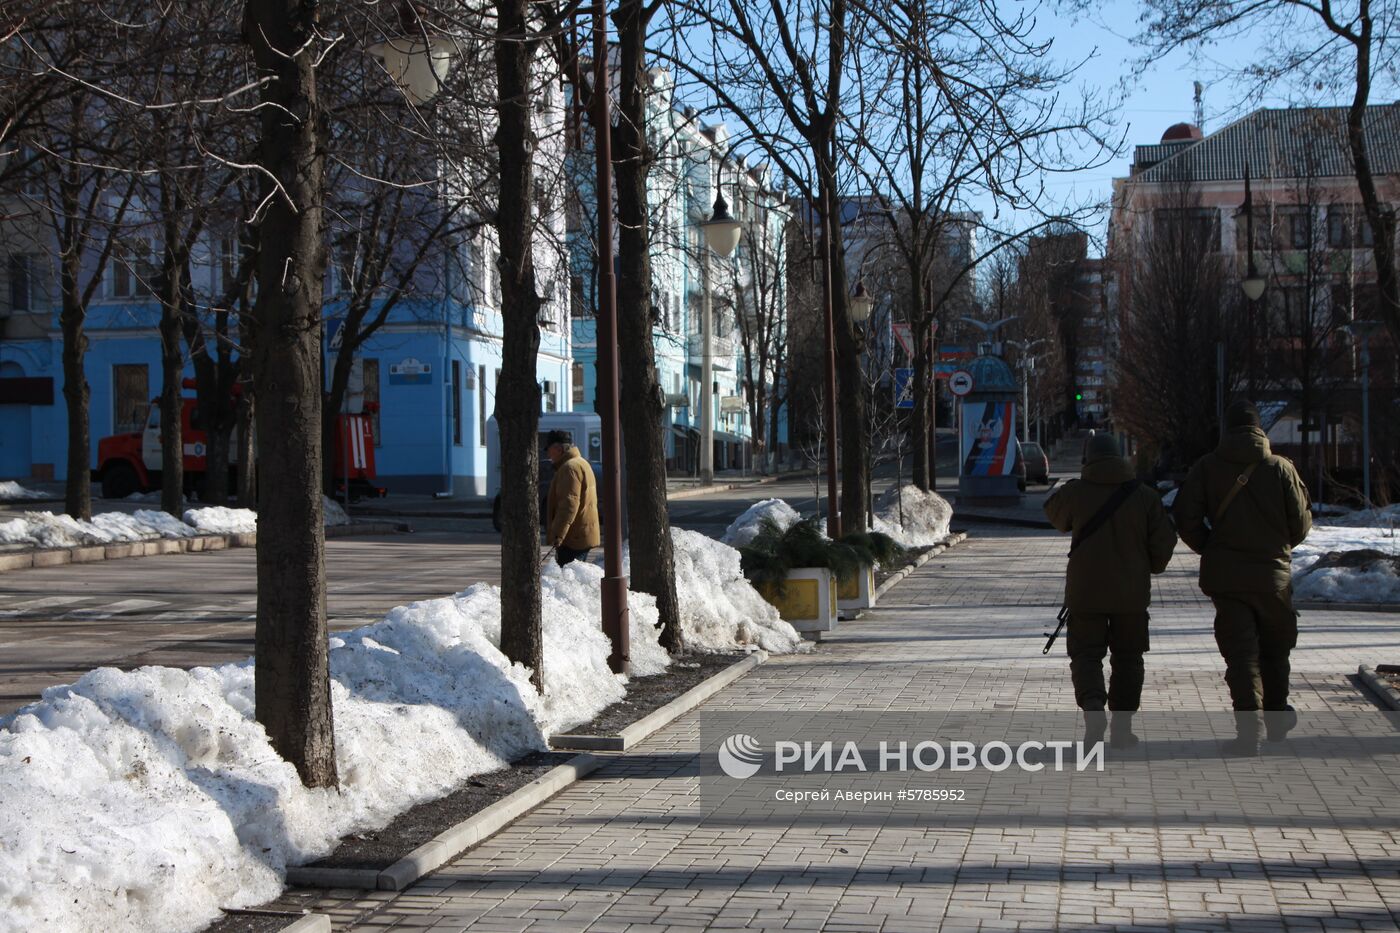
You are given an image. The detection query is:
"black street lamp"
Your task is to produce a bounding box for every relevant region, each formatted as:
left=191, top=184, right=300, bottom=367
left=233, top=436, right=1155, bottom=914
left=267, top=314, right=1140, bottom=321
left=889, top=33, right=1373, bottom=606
left=1238, top=163, right=1267, bottom=394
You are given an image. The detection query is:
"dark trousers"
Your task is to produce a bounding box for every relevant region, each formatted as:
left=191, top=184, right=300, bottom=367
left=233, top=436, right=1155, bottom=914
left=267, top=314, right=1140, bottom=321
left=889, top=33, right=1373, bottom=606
left=1066, top=612, right=1149, bottom=712
left=556, top=546, right=591, bottom=567
left=1211, top=589, right=1298, bottom=711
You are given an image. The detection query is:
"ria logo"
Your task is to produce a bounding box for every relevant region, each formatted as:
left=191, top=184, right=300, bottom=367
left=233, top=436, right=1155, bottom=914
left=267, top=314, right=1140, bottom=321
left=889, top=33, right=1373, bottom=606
left=717, top=733, right=764, bottom=779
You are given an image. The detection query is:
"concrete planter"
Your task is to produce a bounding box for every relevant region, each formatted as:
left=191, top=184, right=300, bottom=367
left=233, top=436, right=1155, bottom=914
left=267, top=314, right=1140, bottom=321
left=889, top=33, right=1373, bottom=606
left=837, top=563, right=876, bottom=619
left=756, top=567, right=838, bottom=634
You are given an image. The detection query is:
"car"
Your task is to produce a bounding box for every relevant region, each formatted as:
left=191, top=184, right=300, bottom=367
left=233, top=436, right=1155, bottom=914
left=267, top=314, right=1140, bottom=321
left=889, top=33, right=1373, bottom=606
left=486, top=412, right=605, bottom=532
left=1021, top=441, right=1050, bottom=485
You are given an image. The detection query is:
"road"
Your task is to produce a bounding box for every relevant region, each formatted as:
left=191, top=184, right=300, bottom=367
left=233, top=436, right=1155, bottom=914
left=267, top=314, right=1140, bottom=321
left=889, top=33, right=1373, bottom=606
left=0, top=460, right=980, bottom=716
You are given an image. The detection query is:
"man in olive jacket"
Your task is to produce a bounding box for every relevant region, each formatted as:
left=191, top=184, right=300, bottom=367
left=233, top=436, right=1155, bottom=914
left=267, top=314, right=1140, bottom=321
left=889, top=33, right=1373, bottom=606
left=1174, top=401, right=1311, bottom=748
left=545, top=430, right=601, bottom=567
left=1045, top=433, right=1178, bottom=744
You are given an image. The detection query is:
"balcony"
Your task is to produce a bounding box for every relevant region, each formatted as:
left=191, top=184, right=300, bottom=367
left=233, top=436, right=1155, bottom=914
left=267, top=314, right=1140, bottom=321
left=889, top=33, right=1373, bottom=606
left=688, top=332, right=736, bottom=370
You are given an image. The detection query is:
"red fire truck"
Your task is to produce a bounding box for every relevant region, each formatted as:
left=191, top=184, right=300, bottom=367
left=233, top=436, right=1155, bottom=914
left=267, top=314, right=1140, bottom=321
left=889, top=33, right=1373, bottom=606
left=93, top=381, right=384, bottom=501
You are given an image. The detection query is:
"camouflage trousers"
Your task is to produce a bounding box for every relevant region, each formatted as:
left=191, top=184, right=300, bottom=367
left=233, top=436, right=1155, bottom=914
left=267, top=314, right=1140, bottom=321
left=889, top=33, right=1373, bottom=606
left=1066, top=611, right=1149, bottom=712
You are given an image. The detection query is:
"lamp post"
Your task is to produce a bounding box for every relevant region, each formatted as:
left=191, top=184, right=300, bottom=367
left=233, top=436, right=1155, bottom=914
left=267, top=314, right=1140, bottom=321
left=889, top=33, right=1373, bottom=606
left=699, top=181, right=742, bottom=486
left=1238, top=163, right=1267, bottom=396
left=591, top=3, right=628, bottom=673
left=1005, top=338, right=1046, bottom=443
left=1344, top=319, right=1381, bottom=507
left=368, top=2, right=455, bottom=106
left=850, top=280, right=874, bottom=527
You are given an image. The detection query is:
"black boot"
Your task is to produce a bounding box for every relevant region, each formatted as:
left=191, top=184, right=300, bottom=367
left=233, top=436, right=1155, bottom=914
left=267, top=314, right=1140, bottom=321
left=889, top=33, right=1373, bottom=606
left=1221, top=711, right=1260, bottom=758
left=1082, top=710, right=1107, bottom=748
left=1264, top=705, right=1297, bottom=743
left=1110, top=711, right=1139, bottom=749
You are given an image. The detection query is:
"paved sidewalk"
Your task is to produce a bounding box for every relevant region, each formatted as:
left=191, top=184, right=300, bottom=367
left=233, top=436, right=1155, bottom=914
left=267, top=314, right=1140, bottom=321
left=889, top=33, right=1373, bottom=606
left=278, top=524, right=1400, bottom=931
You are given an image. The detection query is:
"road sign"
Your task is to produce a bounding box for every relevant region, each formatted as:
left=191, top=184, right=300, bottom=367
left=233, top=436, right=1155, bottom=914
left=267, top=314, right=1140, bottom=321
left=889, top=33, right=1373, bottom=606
left=326, top=317, right=345, bottom=352
left=892, top=324, right=913, bottom=358
left=949, top=370, right=974, bottom=397
left=893, top=368, right=915, bottom=409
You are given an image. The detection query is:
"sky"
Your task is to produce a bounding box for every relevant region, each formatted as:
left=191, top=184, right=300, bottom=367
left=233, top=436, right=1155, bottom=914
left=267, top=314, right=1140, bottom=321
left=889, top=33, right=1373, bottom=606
left=982, top=3, right=1294, bottom=256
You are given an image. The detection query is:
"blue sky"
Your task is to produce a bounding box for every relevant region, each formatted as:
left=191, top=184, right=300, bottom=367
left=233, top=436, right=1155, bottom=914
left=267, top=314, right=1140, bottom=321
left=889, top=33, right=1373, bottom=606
left=988, top=3, right=1298, bottom=255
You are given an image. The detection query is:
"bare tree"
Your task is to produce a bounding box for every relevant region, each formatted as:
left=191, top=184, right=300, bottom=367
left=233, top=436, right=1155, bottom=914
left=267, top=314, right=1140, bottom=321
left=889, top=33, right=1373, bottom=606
left=242, top=0, right=336, bottom=788
left=730, top=208, right=789, bottom=474
left=1113, top=172, right=1245, bottom=470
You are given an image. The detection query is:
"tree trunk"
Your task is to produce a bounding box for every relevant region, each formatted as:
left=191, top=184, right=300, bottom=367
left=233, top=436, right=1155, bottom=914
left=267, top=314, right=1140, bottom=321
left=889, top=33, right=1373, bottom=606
left=494, top=0, right=544, bottom=689
left=236, top=390, right=257, bottom=509
left=820, top=167, right=868, bottom=533
left=909, top=273, right=931, bottom=491
left=614, top=0, right=682, bottom=653
left=243, top=0, right=335, bottom=789
left=59, top=248, right=91, bottom=521
left=159, top=252, right=185, bottom=516
left=322, top=344, right=357, bottom=497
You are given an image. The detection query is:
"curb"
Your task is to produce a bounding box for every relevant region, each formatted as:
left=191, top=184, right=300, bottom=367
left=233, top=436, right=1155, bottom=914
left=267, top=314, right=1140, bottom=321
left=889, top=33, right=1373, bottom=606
left=284, top=914, right=331, bottom=933
left=551, top=651, right=768, bottom=751
left=285, top=753, right=600, bottom=892
left=1357, top=665, right=1400, bottom=711
left=665, top=471, right=813, bottom=502
left=952, top=510, right=1053, bottom=529
left=1298, top=601, right=1400, bottom=614
left=0, top=521, right=408, bottom=574
left=873, top=532, right=969, bottom=601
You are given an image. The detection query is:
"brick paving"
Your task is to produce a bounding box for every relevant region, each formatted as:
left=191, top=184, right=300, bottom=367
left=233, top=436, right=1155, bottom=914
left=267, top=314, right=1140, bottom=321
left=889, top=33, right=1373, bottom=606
left=278, top=523, right=1400, bottom=932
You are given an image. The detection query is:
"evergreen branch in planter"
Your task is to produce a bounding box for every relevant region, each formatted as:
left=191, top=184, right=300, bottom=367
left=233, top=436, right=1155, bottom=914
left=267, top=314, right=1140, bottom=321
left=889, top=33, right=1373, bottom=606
left=839, top=531, right=904, bottom=569
left=738, top=517, right=867, bottom=593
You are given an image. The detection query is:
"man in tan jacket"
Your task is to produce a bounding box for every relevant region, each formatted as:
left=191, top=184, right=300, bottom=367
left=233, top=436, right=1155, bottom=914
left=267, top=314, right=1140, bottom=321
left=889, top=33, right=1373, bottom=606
left=545, top=429, right=600, bottom=566
left=1045, top=432, right=1178, bottom=746
left=1175, top=401, right=1312, bottom=752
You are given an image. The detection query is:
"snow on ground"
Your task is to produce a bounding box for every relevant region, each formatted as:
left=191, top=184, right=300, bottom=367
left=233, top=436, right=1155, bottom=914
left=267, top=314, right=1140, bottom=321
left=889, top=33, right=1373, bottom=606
left=719, top=498, right=802, bottom=547
left=873, top=484, right=953, bottom=547
left=1292, top=523, right=1400, bottom=603
left=1314, top=503, right=1400, bottom=528
left=0, top=498, right=353, bottom=549
left=0, top=519, right=806, bottom=933
left=658, top=528, right=804, bottom=654
left=0, top=481, right=45, bottom=500
left=182, top=506, right=257, bottom=535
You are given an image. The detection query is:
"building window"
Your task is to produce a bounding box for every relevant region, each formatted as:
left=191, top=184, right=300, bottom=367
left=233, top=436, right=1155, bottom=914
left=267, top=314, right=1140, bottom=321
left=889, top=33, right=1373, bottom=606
left=112, top=244, right=155, bottom=299
left=1284, top=209, right=1312, bottom=250
left=451, top=360, right=462, bottom=446
left=1153, top=208, right=1220, bottom=253
left=1327, top=206, right=1376, bottom=249
left=573, top=363, right=584, bottom=406
left=362, top=358, right=381, bottom=446
left=478, top=364, right=488, bottom=445
left=541, top=380, right=557, bottom=412
left=8, top=255, right=32, bottom=312
left=113, top=364, right=149, bottom=434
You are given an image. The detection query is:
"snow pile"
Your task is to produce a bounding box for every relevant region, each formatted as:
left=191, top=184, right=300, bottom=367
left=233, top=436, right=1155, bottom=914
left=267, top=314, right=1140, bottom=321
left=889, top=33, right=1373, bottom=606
left=663, top=528, right=804, bottom=654
left=720, top=498, right=802, bottom=547
left=1315, top=503, right=1400, bottom=528
left=323, top=497, right=351, bottom=527
left=0, top=481, right=45, bottom=500
left=183, top=506, right=257, bottom=535
left=185, top=497, right=351, bottom=535
left=873, top=484, right=954, bottom=547
left=0, top=509, right=198, bottom=548
left=0, top=563, right=675, bottom=933
left=1291, top=523, right=1400, bottom=603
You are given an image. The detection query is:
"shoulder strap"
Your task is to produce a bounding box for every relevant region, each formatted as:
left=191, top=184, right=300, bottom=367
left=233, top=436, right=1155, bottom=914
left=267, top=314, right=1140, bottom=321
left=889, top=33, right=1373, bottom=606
left=1213, top=460, right=1261, bottom=526
left=1070, top=480, right=1139, bottom=553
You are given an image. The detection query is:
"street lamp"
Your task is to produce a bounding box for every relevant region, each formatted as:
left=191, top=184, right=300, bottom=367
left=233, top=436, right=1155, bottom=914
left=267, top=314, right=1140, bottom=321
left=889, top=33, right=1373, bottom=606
left=697, top=182, right=742, bottom=487
left=849, top=280, right=874, bottom=324
left=1005, top=338, right=1046, bottom=443
left=368, top=2, right=454, bottom=106
left=590, top=2, right=628, bottom=673
left=1237, top=163, right=1267, bottom=397
left=1344, top=319, right=1382, bottom=507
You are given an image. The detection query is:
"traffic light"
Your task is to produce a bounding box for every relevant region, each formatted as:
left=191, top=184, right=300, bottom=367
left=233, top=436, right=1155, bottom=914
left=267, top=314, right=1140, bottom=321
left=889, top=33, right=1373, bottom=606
left=1075, top=392, right=1083, bottom=401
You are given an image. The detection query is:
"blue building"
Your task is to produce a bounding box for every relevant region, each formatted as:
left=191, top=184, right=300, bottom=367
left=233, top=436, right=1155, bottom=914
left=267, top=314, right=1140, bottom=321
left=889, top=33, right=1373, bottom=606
left=566, top=68, right=792, bottom=474
left=0, top=89, right=574, bottom=497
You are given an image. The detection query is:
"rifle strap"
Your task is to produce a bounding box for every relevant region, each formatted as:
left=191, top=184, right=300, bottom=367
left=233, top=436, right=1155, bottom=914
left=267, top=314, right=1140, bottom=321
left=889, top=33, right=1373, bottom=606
left=1213, top=460, right=1261, bottom=527
left=1070, top=480, right=1139, bottom=554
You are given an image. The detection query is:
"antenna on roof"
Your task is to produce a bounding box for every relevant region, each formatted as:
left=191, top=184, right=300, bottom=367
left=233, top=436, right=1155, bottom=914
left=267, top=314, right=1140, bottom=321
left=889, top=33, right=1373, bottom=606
left=1193, top=80, right=1205, bottom=131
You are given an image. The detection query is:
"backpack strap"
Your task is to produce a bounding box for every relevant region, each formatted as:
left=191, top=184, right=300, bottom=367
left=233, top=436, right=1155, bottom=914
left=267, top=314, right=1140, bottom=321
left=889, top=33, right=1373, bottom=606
left=1070, top=480, right=1139, bottom=554
left=1213, top=460, right=1261, bottom=527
